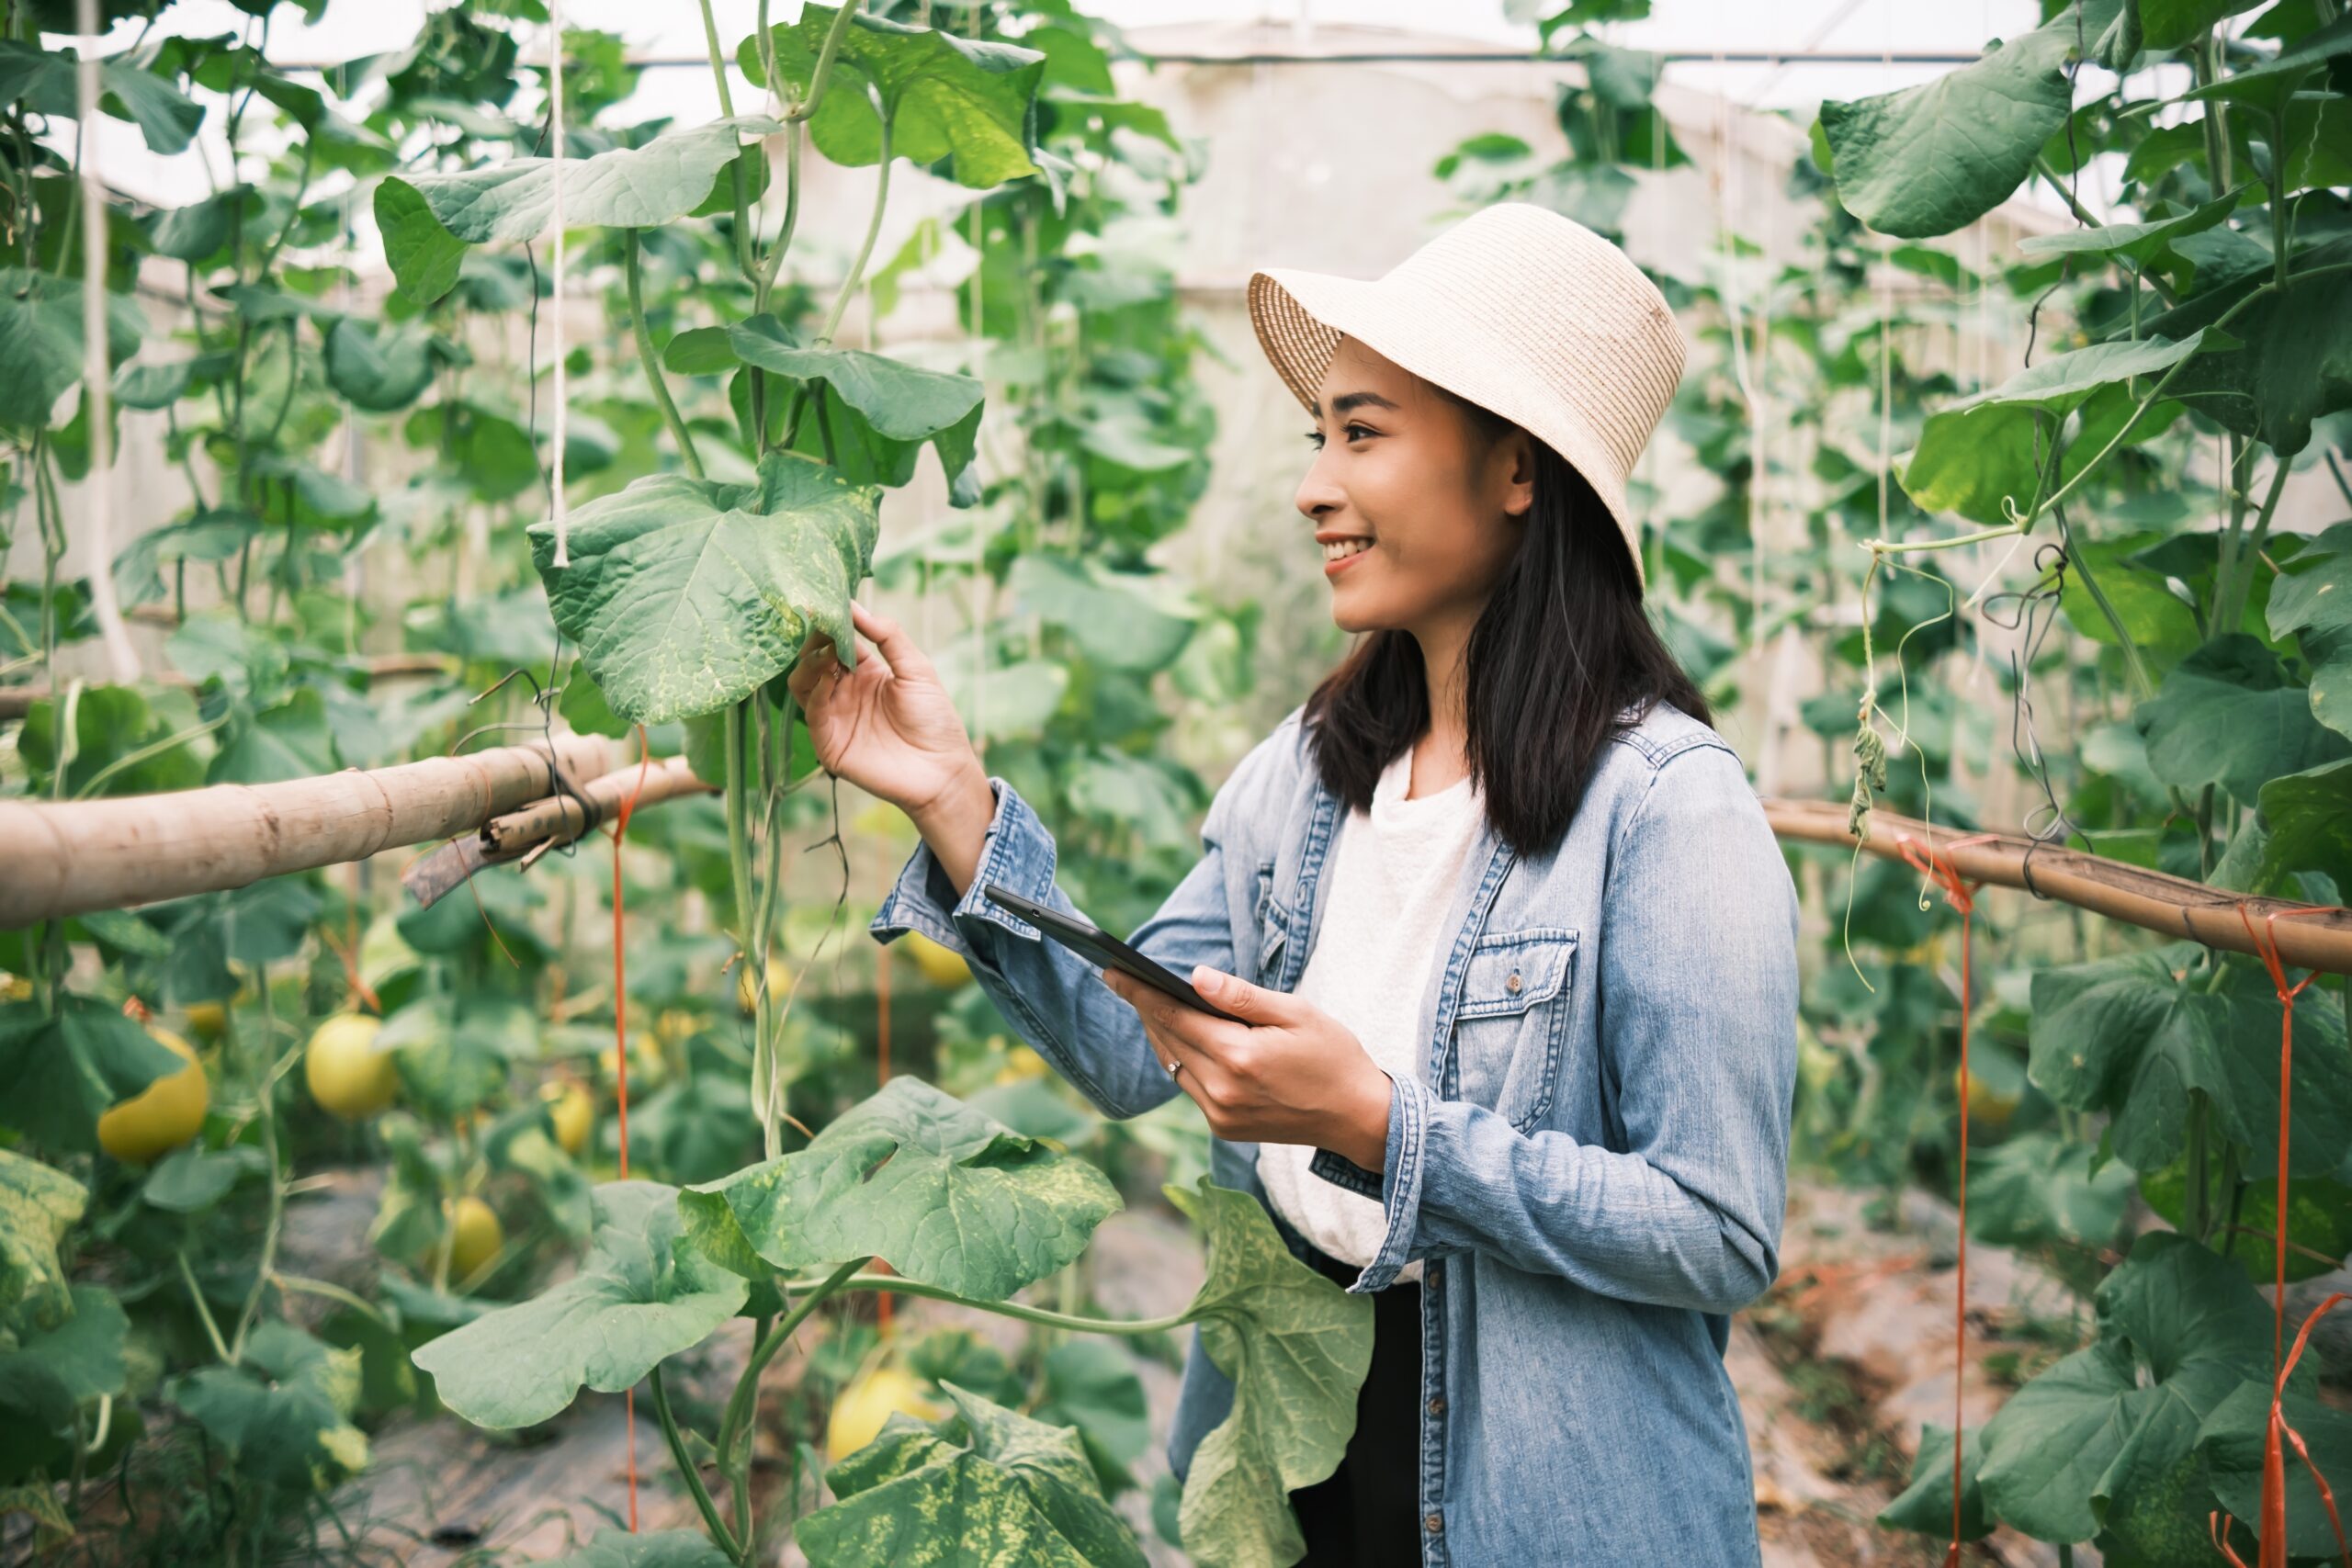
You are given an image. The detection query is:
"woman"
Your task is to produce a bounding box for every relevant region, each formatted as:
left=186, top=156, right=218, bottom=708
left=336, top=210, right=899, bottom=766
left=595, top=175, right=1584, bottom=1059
left=787, top=202, right=1800, bottom=1567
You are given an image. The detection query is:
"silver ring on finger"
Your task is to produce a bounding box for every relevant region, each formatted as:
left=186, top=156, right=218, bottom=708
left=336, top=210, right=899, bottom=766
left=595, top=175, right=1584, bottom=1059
left=1163, top=1056, right=1182, bottom=1077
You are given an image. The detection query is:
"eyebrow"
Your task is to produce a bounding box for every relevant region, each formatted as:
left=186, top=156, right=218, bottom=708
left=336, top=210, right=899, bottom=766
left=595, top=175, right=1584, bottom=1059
left=1310, top=390, right=1401, bottom=419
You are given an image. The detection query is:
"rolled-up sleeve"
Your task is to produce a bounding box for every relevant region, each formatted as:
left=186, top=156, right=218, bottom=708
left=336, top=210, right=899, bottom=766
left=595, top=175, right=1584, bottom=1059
left=869, top=772, right=1249, bottom=1122
left=1320, top=742, right=1800, bottom=1313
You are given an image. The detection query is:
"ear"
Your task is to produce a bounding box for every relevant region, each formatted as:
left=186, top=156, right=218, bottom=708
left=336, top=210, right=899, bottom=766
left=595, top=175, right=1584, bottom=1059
left=1498, top=429, right=1537, bottom=520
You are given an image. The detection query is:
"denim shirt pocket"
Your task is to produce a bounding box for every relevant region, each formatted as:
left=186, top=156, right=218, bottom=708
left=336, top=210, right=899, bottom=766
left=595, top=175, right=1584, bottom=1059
left=1449, top=924, right=1579, bottom=1132
left=1253, top=859, right=1289, bottom=987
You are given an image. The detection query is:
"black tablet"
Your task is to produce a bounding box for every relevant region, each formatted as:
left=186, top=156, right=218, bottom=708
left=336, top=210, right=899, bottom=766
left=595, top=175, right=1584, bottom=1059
left=982, top=882, right=1249, bottom=1024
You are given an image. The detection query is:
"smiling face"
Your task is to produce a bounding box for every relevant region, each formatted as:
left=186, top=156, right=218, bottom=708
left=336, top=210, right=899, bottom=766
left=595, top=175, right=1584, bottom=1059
left=1298, top=335, right=1534, bottom=640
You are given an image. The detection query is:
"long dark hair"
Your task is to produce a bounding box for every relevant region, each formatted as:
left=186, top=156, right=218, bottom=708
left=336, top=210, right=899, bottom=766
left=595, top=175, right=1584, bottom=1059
left=1302, top=391, right=1712, bottom=861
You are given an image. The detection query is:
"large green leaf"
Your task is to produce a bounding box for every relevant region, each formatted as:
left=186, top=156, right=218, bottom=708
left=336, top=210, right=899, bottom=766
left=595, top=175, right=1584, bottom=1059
left=0, top=998, right=186, bottom=1154
left=1964, top=1130, right=2133, bottom=1249
left=410, top=1180, right=748, bottom=1428
left=0, top=1284, right=130, bottom=1484
left=1007, top=555, right=1198, bottom=673
left=544, top=1532, right=735, bottom=1568
left=382, top=114, right=782, bottom=254
left=208, top=689, right=339, bottom=786
left=2053, top=532, right=2202, bottom=664
left=2028, top=941, right=2352, bottom=1180
left=322, top=318, right=445, bottom=412
left=2139, top=0, right=2264, bottom=50
left=680, top=1077, right=1120, bottom=1302
left=0, top=1281, right=126, bottom=1410
left=172, top=1322, right=369, bottom=1494
left=17, top=684, right=207, bottom=797
left=1878, top=1424, right=1990, bottom=1540
left=1978, top=1232, right=2288, bottom=1551
left=0, top=268, right=145, bottom=431
left=1034, top=1338, right=1150, bottom=1495
left=531, top=453, right=879, bottom=726
left=1165, top=1179, right=1374, bottom=1568
left=2134, top=635, right=2350, bottom=807
left=2181, top=13, right=2352, bottom=108
left=2016, top=188, right=2241, bottom=270
left=0, top=1151, right=85, bottom=1339
left=743, top=4, right=1046, bottom=188
left=373, top=178, right=468, bottom=308
left=2196, top=1377, right=2352, bottom=1559
left=1817, top=17, right=2077, bottom=238
left=2249, top=756, right=2352, bottom=897
left=1898, top=331, right=2215, bottom=525
left=2144, top=237, right=2352, bottom=455
left=2266, top=519, right=2352, bottom=739
left=0, top=40, right=205, bottom=154
left=729, top=314, right=987, bottom=507
left=2141, top=1161, right=2352, bottom=1283
left=797, top=1382, right=1146, bottom=1567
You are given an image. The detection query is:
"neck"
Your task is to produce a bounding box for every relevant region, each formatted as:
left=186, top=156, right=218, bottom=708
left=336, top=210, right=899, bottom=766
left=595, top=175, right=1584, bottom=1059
left=1411, top=612, right=1475, bottom=788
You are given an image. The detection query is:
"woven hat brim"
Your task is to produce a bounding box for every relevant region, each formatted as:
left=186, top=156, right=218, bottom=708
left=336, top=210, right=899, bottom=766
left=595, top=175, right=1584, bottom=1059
left=1247, top=265, right=1650, bottom=595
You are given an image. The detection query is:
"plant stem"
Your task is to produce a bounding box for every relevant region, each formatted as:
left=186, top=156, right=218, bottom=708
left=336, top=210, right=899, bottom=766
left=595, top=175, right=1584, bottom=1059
left=731, top=1311, right=772, bottom=1542
left=2211, top=454, right=2291, bottom=639
left=816, top=112, right=891, bottom=346
left=2188, top=1089, right=2211, bottom=1242
left=178, top=1251, right=234, bottom=1365
left=714, top=1258, right=867, bottom=1560
left=695, top=0, right=760, bottom=288
left=2059, top=515, right=2158, bottom=700
left=724, top=698, right=776, bottom=1157
left=650, top=1364, right=742, bottom=1560
left=2195, top=31, right=2233, bottom=196
left=228, top=976, right=289, bottom=1362
left=627, top=231, right=705, bottom=479
left=829, top=1273, right=1195, bottom=1337
left=784, top=0, right=864, bottom=126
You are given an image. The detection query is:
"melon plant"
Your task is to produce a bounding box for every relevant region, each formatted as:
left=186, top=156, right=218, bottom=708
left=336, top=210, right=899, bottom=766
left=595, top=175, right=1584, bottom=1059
left=388, top=5, right=1374, bottom=1562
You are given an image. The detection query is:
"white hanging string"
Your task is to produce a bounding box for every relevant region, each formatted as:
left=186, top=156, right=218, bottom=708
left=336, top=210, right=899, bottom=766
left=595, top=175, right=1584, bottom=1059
left=1874, top=24, right=1893, bottom=552
left=548, top=5, right=570, bottom=568
left=1641, top=61, right=1663, bottom=579
left=74, top=0, right=138, bottom=683
left=1709, top=36, right=1768, bottom=663
left=966, top=6, right=987, bottom=773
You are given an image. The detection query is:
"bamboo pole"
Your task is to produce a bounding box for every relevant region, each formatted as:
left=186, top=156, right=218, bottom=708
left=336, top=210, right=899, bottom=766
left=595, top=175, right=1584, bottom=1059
left=401, top=755, right=714, bottom=909
left=1770, top=798, right=2352, bottom=976
left=0, top=732, right=625, bottom=929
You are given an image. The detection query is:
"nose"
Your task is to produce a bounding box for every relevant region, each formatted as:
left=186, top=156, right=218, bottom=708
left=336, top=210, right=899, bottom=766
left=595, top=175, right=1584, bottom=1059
left=1295, top=445, right=1344, bottom=523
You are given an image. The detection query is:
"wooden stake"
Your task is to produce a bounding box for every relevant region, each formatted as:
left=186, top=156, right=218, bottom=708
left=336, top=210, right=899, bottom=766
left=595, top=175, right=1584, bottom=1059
left=0, top=733, right=625, bottom=928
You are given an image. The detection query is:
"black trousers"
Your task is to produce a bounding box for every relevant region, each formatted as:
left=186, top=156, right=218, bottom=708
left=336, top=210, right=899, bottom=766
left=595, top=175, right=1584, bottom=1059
left=1288, top=1247, right=1426, bottom=1568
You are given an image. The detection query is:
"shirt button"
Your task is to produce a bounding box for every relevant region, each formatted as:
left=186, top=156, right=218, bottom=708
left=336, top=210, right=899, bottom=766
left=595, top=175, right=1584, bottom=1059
left=1424, top=1513, right=1444, bottom=1534
left=1426, top=1395, right=1445, bottom=1416
left=1504, top=970, right=1522, bottom=993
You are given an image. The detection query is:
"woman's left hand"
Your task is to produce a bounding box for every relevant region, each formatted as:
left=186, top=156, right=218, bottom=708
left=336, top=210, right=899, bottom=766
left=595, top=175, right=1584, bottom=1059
left=1099, top=965, right=1393, bottom=1172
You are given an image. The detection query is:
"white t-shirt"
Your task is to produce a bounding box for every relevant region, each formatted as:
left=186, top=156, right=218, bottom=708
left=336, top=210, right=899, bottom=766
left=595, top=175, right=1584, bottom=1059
left=1254, top=743, right=1486, bottom=1283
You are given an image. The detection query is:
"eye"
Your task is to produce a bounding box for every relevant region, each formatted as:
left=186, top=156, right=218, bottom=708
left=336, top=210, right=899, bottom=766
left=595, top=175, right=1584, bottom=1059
left=1303, top=423, right=1377, bottom=450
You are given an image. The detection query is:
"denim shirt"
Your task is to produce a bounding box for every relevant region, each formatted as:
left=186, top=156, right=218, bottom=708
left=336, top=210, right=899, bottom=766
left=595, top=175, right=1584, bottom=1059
left=869, top=696, right=1800, bottom=1566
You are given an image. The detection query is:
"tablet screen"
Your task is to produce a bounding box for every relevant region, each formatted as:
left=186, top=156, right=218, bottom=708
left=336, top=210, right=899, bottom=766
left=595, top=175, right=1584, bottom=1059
left=981, top=882, right=1249, bottom=1024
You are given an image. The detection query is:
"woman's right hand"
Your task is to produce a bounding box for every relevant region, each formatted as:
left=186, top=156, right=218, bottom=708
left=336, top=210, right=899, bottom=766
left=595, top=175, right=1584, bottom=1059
left=785, top=600, right=981, bottom=823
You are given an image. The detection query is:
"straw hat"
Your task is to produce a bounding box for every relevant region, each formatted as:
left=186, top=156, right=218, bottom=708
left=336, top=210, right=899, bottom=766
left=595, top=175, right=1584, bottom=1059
left=1247, top=202, right=1686, bottom=594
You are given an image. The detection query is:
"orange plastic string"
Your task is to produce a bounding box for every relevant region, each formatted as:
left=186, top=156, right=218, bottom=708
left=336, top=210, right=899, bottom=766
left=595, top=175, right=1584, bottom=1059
left=2216, top=1511, right=2255, bottom=1568
left=1894, top=828, right=1996, bottom=1568
left=2216, top=1290, right=2351, bottom=1566
left=611, top=726, right=650, bottom=1530
left=2233, top=902, right=2351, bottom=1568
